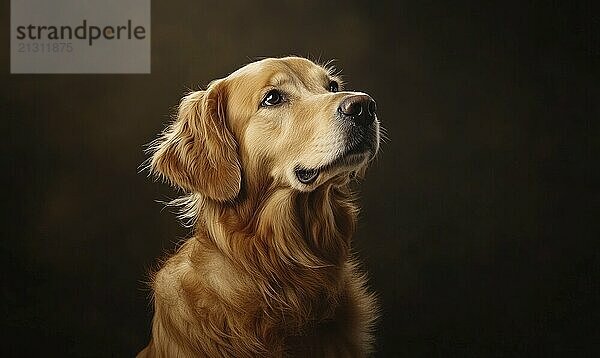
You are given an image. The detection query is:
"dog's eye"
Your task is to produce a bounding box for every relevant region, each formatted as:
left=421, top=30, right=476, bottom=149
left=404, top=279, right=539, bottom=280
left=328, top=81, right=339, bottom=93
left=262, top=89, right=283, bottom=107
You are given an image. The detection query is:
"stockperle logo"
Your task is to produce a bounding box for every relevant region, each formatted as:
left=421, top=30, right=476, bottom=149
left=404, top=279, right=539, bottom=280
left=11, top=0, right=150, bottom=74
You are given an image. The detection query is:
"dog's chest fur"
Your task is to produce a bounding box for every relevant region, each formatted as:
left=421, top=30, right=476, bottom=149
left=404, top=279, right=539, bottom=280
left=145, top=235, right=376, bottom=357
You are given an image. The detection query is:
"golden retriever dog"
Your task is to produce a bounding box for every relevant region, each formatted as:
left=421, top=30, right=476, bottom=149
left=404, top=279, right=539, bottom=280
left=139, top=56, right=381, bottom=357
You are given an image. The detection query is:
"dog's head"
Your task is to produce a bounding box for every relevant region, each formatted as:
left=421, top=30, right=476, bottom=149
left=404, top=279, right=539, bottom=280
left=151, top=57, right=380, bottom=201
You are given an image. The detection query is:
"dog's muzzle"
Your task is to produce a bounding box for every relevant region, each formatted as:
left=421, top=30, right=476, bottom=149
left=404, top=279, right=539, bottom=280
left=338, top=94, right=379, bottom=155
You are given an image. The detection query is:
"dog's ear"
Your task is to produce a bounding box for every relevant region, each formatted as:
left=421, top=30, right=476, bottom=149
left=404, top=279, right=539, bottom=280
left=150, top=80, right=241, bottom=201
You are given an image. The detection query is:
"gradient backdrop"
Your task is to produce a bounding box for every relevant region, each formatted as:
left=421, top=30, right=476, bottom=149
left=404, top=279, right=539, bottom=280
left=3, top=1, right=598, bottom=356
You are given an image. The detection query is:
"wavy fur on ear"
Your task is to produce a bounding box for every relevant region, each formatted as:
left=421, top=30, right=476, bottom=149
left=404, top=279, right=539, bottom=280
left=150, top=81, right=241, bottom=201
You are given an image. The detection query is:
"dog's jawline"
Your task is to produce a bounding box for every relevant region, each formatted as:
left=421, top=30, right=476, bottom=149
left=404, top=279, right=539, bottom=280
left=295, top=146, right=372, bottom=186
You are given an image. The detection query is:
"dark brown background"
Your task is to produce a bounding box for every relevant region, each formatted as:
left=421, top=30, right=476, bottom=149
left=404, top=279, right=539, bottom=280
left=2, top=1, right=598, bottom=357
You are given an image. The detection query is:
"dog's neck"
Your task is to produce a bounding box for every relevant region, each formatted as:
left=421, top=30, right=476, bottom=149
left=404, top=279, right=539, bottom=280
left=199, top=179, right=356, bottom=266
left=193, top=179, right=358, bottom=323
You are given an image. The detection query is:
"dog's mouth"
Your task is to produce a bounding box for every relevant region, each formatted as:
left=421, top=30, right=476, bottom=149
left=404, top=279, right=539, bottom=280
left=294, top=145, right=371, bottom=185
left=294, top=123, right=379, bottom=186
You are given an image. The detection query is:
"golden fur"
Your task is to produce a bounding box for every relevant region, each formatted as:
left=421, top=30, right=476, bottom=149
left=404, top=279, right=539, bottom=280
left=139, top=57, right=381, bottom=357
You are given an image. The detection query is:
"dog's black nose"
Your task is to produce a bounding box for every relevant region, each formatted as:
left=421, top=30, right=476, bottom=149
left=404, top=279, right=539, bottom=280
left=338, top=94, right=377, bottom=126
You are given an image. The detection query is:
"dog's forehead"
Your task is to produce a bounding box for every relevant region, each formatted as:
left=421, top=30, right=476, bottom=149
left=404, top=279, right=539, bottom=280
left=228, top=57, right=329, bottom=87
